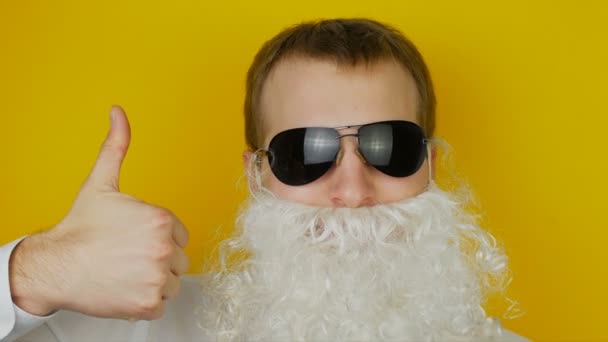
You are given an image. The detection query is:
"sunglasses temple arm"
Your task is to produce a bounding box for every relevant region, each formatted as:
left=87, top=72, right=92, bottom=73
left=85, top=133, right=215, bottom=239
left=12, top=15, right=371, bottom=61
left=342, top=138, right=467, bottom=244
left=426, top=143, right=433, bottom=183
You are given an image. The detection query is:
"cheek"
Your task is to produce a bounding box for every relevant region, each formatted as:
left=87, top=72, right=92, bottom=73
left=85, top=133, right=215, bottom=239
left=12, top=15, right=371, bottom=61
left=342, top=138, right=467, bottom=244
left=265, top=176, right=332, bottom=206
left=383, top=162, right=430, bottom=202
left=261, top=160, right=431, bottom=206
left=261, top=162, right=323, bottom=206
left=372, top=161, right=431, bottom=203
left=261, top=162, right=331, bottom=206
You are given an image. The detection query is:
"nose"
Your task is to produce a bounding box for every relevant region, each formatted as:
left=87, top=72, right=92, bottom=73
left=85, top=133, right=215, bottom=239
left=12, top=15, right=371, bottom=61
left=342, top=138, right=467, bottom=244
left=328, top=137, right=377, bottom=208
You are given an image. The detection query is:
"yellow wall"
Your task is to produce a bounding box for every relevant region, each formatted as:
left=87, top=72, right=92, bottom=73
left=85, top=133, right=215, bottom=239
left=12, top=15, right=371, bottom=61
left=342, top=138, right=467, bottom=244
left=1, top=1, right=606, bottom=340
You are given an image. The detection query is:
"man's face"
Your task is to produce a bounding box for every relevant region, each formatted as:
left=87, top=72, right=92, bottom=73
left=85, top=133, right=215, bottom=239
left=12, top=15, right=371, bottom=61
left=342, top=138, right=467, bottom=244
left=200, top=56, right=507, bottom=341
left=246, top=57, right=432, bottom=207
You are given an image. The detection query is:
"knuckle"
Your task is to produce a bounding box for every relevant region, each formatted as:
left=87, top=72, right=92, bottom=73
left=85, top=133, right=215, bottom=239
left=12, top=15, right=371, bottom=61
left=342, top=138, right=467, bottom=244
left=182, top=256, right=190, bottom=273
left=183, top=229, right=190, bottom=245
left=149, top=270, right=168, bottom=287
left=151, top=208, right=174, bottom=228
left=152, top=242, right=174, bottom=260
left=149, top=306, right=165, bottom=320
left=167, top=283, right=180, bottom=299
left=146, top=310, right=163, bottom=321
left=102, top=141, right=128, bottom=156
left=179, top=254, right=190, bottom=274
left=135, top=296, right=161, bottom=316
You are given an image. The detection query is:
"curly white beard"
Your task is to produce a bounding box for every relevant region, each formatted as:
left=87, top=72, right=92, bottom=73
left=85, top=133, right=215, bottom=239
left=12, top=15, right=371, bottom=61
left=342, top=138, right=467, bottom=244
left=196, top=182, right=509, bottom=341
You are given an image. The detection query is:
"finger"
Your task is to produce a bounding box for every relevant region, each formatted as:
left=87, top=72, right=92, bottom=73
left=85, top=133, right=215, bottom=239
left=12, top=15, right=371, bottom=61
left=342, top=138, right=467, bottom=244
left=161, top=273, right=181, bottom=300
left=86, top=105, right=132, bottom=192
left=171, top=217, right=189, bottom=248
left=142, top=299, right=166, bottom=321
left=170, top=246, right=190, bottom=276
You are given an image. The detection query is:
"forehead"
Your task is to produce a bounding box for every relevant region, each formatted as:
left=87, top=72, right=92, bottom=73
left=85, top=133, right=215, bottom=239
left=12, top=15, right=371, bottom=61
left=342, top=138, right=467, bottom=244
left=259, top=57, right=420, bottom=146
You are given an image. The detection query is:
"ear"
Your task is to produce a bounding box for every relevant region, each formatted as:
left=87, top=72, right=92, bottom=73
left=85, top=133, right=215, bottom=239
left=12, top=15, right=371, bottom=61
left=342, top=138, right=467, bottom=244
left=243, top=150, right=254, bottom=169
left=430, top=145, right=437, bottom=180
left=243, top=150, right=258, bottom=192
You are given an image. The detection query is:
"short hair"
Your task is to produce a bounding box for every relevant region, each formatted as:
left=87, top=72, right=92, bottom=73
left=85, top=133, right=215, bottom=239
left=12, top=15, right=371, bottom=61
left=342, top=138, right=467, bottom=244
left=244, top=18, right=436, bottom=150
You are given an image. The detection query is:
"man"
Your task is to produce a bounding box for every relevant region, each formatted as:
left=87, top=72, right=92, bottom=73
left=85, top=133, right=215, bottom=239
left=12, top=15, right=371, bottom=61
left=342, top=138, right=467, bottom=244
left=0, top=18, right=528, bottom=341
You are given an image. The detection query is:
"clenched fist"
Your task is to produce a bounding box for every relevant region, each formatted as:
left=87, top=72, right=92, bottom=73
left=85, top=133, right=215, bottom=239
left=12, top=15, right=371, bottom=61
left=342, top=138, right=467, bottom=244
left=10, top=106, right=190, bottom=321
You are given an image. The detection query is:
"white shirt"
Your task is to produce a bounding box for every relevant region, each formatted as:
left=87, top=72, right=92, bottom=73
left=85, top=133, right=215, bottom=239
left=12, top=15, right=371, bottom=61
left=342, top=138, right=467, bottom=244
left=1, top=237, right=530, bottom=342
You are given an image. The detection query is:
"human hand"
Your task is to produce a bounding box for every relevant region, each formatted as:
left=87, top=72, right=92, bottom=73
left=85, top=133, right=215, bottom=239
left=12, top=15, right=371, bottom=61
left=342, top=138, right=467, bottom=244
left=10, top=106, right=190, bottom=321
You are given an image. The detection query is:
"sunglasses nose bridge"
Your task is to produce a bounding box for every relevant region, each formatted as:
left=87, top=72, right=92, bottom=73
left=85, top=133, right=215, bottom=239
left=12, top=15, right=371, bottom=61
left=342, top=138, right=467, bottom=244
left=335, top=134, right=367, bottom=165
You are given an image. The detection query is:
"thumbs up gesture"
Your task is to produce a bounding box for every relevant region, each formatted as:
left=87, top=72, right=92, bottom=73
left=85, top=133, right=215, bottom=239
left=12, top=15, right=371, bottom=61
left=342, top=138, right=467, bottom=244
left=10, top=106, right=190, bottom=321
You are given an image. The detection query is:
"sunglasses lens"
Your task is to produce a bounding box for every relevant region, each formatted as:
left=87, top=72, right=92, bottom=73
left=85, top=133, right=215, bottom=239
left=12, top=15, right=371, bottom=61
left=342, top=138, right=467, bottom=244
left=358, top=121, right=426, bottom=177
left=268, top=127, right=340, bottom=186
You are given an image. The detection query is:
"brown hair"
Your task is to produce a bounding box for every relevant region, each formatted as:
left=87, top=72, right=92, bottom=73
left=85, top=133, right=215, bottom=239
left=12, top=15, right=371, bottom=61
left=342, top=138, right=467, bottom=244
left=244, top=18, right=436, bottom=150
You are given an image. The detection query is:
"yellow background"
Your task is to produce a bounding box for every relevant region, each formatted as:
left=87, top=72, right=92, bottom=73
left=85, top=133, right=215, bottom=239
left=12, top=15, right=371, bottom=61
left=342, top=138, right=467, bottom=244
left=1, top=1, right=606, bottom=340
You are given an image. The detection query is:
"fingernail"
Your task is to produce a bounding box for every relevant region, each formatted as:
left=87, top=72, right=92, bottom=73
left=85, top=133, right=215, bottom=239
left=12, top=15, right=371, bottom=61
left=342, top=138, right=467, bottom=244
left=110, top=106, right=116, bottom=126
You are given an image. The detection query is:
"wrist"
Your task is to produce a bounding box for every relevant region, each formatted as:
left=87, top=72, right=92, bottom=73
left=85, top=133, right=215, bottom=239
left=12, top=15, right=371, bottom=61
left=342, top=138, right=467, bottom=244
left=9, top=232, right=65, bottom=316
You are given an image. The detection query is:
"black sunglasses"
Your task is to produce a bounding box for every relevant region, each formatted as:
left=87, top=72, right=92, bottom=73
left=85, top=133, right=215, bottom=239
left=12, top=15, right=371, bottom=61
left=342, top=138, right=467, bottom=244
left=258, top=120, right=429, bottom=186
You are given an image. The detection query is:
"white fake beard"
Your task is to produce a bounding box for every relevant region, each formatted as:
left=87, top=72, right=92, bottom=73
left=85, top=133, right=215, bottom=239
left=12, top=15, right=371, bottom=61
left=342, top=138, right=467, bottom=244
left=197, top=182, right=509, bottom=341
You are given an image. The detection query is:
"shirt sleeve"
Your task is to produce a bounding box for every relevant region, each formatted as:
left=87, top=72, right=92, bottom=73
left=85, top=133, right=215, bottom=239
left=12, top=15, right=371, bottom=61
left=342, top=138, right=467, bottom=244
left=0, top=236, right=58, bottom=341
left=500, top=329, right=530, bottom=342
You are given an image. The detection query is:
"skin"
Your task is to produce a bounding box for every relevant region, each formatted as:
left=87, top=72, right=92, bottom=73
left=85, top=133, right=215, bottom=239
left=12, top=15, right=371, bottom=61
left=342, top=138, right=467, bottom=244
left=244, top=57, right=436, bottom=207
left=10, top=106, right=190, bottom=320
left=8, top=57, right=434, bottom=322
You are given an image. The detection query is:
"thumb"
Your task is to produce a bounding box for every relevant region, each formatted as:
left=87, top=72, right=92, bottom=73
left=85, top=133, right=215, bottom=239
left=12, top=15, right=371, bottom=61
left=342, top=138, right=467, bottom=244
left=86, top=105, right=131, bottom=192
